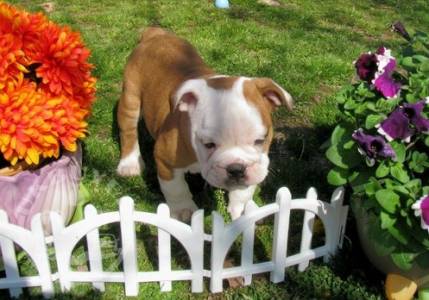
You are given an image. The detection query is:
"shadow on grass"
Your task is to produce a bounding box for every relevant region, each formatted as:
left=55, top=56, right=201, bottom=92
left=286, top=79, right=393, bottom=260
left=261, top=124, right=333, bottom=202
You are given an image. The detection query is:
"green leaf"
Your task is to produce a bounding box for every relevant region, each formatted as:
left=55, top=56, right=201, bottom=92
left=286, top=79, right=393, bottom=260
left=421, top=60, right=429, bottom=73
left=390, top=141, right=406, bottom=163
left=405, top=179, right=422, bottom=196
left=364, top=177, right=382, bottom=196
left=425, top=136, right=429, bottom=147
left=364, top=114, right=384, bottom=129
left=327, top=168, right=348, bottom=186
left=375, top=162, right=389, bottom=178
left=349, top=169, right=372, bottom=192
left=410, top=151, right=429, bottom=173
left=390, top=252, right=416, bottom=270
left=386, top=223, right=409, bottom=245
left=375, top=189, right=400, bottom=213
left=344, top=99, right=358, bottom=110
left=347, top=170, right=359, bottom=182
left=392, top=185, right=410, bottom=198
left=70, top=183, right=91, bottom=224
left=413, top=54, right=429, bottom=62
left=380, top=211, right=396, bottom=229
left=402, top=56, right=415, bottom=68
left=390, top=163, right=410, bottom=183
left=415, top=252, right=429, bottom=269
left=343, top=140, right=355, bottom=150
left=326, top=145, right=348, bottom=169
left=330, top=125, right=347, bottom=145
left=367, top=213, right=397, bottom=256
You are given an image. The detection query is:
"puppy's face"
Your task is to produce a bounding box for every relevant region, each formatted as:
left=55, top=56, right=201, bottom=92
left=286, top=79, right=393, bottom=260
left=175, top=76, right=292, bottom=190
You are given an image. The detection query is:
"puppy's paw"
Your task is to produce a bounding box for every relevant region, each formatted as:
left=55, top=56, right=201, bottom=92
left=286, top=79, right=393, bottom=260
left=116, top=155, right=144, bottom=177
left=171, top=206, right=198, bottom=223
left=228, top=204, right=245, bottom=220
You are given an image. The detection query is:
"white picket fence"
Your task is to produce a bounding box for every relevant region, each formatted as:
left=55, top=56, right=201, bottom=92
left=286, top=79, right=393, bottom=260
left=0, top=186, right=348, bottom=298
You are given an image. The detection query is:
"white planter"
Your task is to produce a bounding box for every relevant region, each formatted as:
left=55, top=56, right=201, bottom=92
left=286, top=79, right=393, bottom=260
left=0, top=145, right=82, bottom=234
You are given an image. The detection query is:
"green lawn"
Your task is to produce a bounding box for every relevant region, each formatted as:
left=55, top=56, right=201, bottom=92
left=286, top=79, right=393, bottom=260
left=6, top=0, right=429, bottom=299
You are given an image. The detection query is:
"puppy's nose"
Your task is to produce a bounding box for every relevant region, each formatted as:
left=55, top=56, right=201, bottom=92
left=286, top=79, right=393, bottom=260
left=226, top=163, right=246, bottom=179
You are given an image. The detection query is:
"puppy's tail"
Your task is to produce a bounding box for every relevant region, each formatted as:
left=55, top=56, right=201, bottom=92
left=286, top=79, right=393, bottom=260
left=138, top=27, right=168, bottom=44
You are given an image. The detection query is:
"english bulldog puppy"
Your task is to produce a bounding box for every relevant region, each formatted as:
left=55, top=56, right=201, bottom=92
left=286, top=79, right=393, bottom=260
left=116, top=27, right=293, bottom=221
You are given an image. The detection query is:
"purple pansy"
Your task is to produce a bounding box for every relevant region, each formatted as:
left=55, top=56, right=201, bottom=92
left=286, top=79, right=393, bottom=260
left=378, top=100, right=429, bottom=142
left=354, top=47, right=401, bottom=99
left=352, top=129, right=396, bottom=166
left=412, top=195, right=429, bottom=232
left=355, top=53, right=378, bottom=82
left=391, top=21, right=411, bottom=41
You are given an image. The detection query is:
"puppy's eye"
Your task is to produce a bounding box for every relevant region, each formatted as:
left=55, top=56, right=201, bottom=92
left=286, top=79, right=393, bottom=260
left=254, top=139, right=265, bottom=146
left=204, top=142, right=216, bottom=149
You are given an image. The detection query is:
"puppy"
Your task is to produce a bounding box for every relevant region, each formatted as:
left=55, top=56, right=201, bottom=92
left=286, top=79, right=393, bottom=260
left=117, top=27, right=293, bottom=221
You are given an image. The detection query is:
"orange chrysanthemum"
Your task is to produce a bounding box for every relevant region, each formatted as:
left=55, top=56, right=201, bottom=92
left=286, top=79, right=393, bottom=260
left=0, top=33, right=28, bottom=89
left=33, top=23, right=96, bottom=108
left=0, top=2, right=96, bottom=166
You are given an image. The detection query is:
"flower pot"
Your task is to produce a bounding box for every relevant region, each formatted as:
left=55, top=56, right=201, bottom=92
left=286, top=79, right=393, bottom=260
left=353, top=199, right=429, bottom=289
left=0, top=145, right=82, bottom=235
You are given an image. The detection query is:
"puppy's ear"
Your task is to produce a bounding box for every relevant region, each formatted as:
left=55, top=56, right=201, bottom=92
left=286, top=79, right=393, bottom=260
left=253, top=78, right=293, bottom=111
left=173, top=79, right=206, bottom=113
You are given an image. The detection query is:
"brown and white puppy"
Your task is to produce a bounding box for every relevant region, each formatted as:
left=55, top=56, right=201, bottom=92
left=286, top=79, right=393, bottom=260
left=117, top=27, right=293, bottom=221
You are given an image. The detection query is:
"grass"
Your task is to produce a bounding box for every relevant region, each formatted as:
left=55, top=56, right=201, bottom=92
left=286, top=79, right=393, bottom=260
left=5, top=0, right=429, bottom=299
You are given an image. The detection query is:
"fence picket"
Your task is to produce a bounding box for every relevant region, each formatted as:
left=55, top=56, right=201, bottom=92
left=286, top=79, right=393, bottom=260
left=0, top=210, right=22, bottom=298
left=85, top=205, right=105, bottom=291
left=298, top=188, right=317, bottom=272
left=157, top=204, right=172, bottom=292
left=31, top=215, right=54, bottom=298
left=51, top=212, right=71, bottom=291
left=324, top=187, right=346, bottom=263
left=210, top=212, right=225, bottom=293
left=190, top=209, right=205, bottom=293
left=0, top=186, right=348, bottom=297
left=270, top=187, right=292, bottom=283
left=241, top=201, right=258, bottom=285
left=119, top=196, right=139, bottom=296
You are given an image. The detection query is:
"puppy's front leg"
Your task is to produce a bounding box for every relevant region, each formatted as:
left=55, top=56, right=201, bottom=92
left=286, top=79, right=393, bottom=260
left=228, top=185, right=257, bottom=220
left=158, top=169, right=198, bottom=222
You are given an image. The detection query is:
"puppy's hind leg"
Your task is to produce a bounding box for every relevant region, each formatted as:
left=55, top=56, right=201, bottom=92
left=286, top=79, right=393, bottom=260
left=117, top=83, right=145, bottom=176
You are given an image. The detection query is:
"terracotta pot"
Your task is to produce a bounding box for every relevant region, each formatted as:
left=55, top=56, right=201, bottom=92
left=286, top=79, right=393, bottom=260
left=353, top=198, right=429, bottom=289
left=0, top=145, right=82, bottom=235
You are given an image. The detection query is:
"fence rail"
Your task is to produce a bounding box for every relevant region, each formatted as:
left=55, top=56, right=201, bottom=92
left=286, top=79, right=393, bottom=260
left=0, top=186, right=348, bottom=298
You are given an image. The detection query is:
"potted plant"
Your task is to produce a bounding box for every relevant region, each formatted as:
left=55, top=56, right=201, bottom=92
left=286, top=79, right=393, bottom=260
left=325, top=22, right=429, bottom=299
left=0, top=3, right=96, bottom=233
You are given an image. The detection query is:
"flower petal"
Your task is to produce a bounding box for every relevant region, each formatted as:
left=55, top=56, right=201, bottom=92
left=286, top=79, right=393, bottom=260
left=378, top=109, right=413, bottom=141
left=421, top=196, right=429, bottom=227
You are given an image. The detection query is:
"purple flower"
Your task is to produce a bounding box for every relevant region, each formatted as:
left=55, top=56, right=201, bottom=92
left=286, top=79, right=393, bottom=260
left=354, top=47, right=401, bottom=99
left=373, top=47, right=401, bottom=98
left=355, top=53, right=378, bottom=82
left=378, top=100, right=429, bottom=142
left=373, top=57, right=401, bottom=98
left=412, top=195, right=429, bottom=231
left=352, top=129, right=396, bottom=165
left=391, top=21, right=411, bottom=41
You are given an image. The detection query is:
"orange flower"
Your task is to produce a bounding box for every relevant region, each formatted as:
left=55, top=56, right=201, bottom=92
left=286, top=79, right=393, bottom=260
left=0, top=2, right=47, bottom=59
left=0, top=33, right=28, bottom=90
left=33, top=23, right=96, bottom=108
left=0, top=78, right=59, bottom=165
left=0, top=3, right=96, bottom=166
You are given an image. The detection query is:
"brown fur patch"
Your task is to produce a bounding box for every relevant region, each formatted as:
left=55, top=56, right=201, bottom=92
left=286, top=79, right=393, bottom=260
left=205, top=76, right=239, bottom=90
left=242, top=79, right=274, bottom=152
